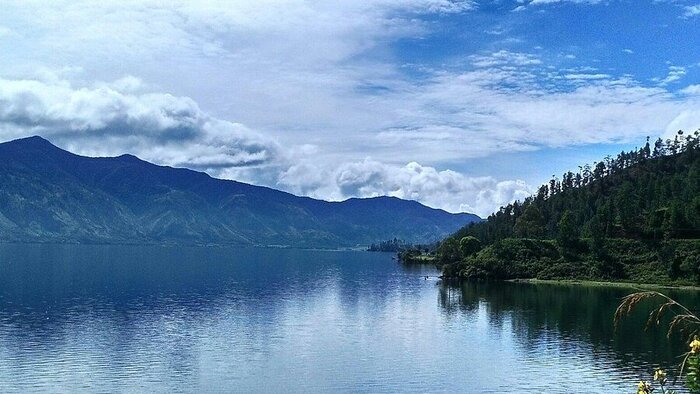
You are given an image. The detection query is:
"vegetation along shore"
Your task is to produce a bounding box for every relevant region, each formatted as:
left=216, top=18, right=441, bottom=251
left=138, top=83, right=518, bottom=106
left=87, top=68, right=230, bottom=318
left=435, top=130, right=700, bottom=286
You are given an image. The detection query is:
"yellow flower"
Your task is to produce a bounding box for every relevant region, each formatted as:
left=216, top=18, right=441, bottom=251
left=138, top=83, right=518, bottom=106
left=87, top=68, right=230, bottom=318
left=690, top=338, right=700, bottom=354
left=637, top=381, right=652, bottom=394
left=654, top=368, right=666, bottom=383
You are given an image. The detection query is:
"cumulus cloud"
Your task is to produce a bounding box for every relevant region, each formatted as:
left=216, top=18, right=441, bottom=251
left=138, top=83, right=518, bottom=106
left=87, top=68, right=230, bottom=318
left=0, top=73, right=537, bottom=216
left=0, top=76, right=279, bottom=171
left=1, top=2, right=699, bottom=216
left=412, top=0, right=476, bottom=12
left=529, top=0, right=602, bottom=4
left=680, top=85, right=700, bottom=95
left=278, top=159, right=534, bottom=216
left=664, top=110, right=700, bottom=140
left=2, top=2, right=696, bottom=164
left=684, top=4, right=700, bottom=17
left=657, top=66, right=687, bottom=85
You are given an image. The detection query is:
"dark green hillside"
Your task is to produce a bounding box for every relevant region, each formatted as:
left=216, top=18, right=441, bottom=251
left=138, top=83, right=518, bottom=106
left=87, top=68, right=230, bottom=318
left=0, top=136, right=480, bottom=247
left=440, top=130, right=700, bottom=284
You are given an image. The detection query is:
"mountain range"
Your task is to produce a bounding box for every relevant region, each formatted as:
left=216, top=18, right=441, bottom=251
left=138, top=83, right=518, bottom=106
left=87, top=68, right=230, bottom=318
left=0, top=136, right=480, bottom=247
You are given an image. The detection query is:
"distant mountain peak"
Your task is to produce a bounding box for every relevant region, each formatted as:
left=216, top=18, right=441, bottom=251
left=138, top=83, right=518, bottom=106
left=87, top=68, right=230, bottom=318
left=0, top=135, right=71, bottom=159
left=3, top=135, right=55, bottom=148
left=115, top=153, right=143, bottom=162
left=1, top=136, right=148, bottom=164
left=0, top=135, right=481, bottom=246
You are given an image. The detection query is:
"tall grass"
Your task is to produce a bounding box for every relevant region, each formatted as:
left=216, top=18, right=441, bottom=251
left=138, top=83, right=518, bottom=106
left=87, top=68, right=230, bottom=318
left=616, top=291, right=700, bottom=393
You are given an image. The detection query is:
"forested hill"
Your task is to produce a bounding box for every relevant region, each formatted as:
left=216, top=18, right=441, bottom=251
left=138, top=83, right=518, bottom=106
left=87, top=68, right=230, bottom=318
left=439, top=130, right=700, bottom=285
left=456, top=130, right=700, bottom=244
left=0, top=136, right=480, bottom=247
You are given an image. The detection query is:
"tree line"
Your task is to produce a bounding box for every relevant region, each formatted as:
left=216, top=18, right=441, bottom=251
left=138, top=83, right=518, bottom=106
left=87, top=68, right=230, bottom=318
left=368, top=238, right=413, bottom=252
left=455, top=130, right=700, bottom=245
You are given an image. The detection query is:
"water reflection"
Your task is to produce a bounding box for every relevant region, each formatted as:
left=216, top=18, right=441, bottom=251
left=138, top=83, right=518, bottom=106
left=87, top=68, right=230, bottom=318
left=439, top=280, right=700, bottom=384
left=1, top=244, right=698, bottom=392
left=0, top=245, right=440, bottom=392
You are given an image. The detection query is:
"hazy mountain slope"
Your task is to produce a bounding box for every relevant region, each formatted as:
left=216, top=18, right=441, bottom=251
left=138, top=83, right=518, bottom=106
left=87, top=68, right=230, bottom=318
left=0, top=136, right=480, bottom=247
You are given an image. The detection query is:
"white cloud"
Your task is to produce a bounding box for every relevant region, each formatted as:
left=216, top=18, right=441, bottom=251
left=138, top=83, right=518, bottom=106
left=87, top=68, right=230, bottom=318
left=0, top=26, right=19, bottom=39
left=563, top=73, right=610, bottom=80
left=103, top=76, right=145, bottom=93
left=657, top=66, right=687, bottom=85
left=357, top=61, right=696, bottom=158
left=278, top=159, right=533, bottom=216
left=1, top=2, right=700, bottom=216
left=4, top=56, right=696, bottom=215
left=2, top=3, right=693, bottom=165
left=0, top=76, right=279, bottom=171
left=414, top=0, right=476, bottom=12
left=0, top=1, right=474, bottom=132
left=471, top=50, right=542, bottom=68
left=684, top=4, right=700, bottom=17
left=0, top=73, right=537, bottom=216
left=525, top=0, right=602, bottom=6
left=664, top=110, right=700, bottom=140
left=680, top=84, right=700, bottom=95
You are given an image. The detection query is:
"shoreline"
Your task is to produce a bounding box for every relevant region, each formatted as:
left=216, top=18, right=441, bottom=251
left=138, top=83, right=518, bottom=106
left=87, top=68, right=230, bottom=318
left=505, top=278, right=700, bottom=291
left=0, top=241, right=374, bottom=252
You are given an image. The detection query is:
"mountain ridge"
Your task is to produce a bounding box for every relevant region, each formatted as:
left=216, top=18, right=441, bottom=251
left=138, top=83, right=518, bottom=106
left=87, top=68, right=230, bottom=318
left=0, top=136, right=480, bottom=247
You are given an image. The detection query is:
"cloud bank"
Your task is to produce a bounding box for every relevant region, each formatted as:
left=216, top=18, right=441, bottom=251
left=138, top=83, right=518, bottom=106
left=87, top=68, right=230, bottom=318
left=279, top=160, right=534, bottom=217
left=1, top=1, right=699, bottom=216
left=0, top=76, right=279, bottom=171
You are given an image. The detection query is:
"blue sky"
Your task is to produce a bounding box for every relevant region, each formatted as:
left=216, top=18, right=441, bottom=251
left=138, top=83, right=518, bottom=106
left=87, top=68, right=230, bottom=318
left=0, top=0, right=699, bottom=216
left=396, top=0, right=698, bottom=83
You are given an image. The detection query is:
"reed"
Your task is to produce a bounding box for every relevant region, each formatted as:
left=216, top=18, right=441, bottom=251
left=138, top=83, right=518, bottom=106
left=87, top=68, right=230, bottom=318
left=616, top=291, right=700, bottom=393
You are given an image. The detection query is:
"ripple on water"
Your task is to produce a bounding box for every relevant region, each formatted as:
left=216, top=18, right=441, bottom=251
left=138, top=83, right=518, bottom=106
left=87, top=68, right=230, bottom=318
left=0, top=245, right=692, bottom=392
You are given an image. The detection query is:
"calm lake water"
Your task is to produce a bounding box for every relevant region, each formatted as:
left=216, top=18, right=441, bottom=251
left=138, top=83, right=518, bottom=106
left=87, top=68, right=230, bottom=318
left=0, top=244, right=698, bottom=393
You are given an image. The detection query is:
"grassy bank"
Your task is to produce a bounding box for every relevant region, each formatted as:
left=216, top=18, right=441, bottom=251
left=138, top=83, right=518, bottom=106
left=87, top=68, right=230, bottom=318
left=397, top=250, right=437, bottom=264
left=507, top=278, right=700, bottom=291
left=442, top=238, right=700, bottom=286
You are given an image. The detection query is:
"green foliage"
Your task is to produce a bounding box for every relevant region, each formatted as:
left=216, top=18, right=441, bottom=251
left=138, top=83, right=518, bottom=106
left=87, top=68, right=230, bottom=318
left=459, top=236, right=481, bottom=257
left=397, top=248, right=436, bottom=264
left=438, top=130, right=700, bottom=285
left=368, top=238, right=416, bottom=252
left=513, top=205, right=545, bottom=238
left=616, top=292, right=700, bottom=393
left=556, top=210, right=579, bottom=248
left=663, top=240, right=700, bottom=284
left=443, top=238, right=700, bottom=285
left=687, top=353, right=700, bottom=393
left=455, top=130, right=700, bottom=245
left=585, top=214, right=606, bottom=259
left=437, top=237, right=462, bottom=265
left=449, top=239, right=560, bottom=280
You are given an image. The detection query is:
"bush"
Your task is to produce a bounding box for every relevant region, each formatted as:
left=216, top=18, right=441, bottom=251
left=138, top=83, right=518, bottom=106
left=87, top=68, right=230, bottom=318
left=441, top=237, right=700, bottom=285
left=456, top=238, right=560, bottom=280
left=459, top=236, right=481, bottom=257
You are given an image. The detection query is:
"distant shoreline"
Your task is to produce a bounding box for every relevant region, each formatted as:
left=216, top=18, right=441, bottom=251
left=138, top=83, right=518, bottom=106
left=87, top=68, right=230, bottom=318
left=0, top=241, right=374, bottom=252
left=505, top=278, right=700, bottom=291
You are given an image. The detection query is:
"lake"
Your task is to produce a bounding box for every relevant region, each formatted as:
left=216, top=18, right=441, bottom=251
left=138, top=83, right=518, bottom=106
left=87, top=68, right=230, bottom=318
left=0, top=244, right=697, bottom=392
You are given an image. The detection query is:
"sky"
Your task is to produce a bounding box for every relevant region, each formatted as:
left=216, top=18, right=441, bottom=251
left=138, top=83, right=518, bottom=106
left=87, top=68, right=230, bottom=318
left=0, top=0, right=699, bottom=217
